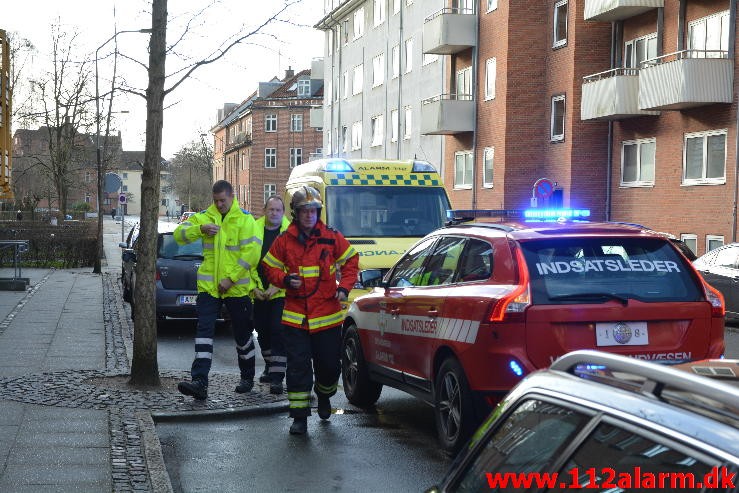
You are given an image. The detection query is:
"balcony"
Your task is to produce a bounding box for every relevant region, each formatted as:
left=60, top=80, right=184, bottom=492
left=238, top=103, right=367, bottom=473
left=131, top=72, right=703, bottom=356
left=422, top=8, right=476, bottom=55
left=584, top=0, right=663, bottom=22
left=639, top=50, right=733, bottom=111
left=309, top=107, right=323, bottom=128
left=421, top=94, right=475, bottom=135
left=581, top=68, right=659, bottom=120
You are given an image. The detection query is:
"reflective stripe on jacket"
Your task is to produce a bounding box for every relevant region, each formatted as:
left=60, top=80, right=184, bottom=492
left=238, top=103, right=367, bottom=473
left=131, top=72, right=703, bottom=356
left=254, top=215, right=290, bottom=300
left=262, top=220, right=359, bottom=332
left=174, top=200, right=260, bottom=298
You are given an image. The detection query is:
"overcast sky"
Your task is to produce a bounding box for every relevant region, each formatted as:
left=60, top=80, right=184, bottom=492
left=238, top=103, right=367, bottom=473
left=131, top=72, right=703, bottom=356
left=4, top=0, right=324, bottom=159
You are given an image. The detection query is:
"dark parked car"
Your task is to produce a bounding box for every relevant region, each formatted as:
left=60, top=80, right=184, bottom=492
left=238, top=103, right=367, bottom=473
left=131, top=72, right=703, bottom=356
left=428, top=350, right=739, bottom=492
left=119, top=223, right=203, bottom=326
left=693, top=243, right=739, bottom=321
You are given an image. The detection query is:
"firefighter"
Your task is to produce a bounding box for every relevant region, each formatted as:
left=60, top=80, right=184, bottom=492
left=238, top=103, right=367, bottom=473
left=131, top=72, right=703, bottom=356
left=175, top=180, right=261, bottom=400
left=262, top=186, right=359, bottom=435
left=252, top=195, right=290, bottom=394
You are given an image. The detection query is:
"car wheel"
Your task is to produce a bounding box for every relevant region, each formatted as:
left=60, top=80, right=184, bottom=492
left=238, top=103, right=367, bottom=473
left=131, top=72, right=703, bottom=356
left=341, top=324, right=382, bottom=407
left=434, top=357, right=474, bottom=454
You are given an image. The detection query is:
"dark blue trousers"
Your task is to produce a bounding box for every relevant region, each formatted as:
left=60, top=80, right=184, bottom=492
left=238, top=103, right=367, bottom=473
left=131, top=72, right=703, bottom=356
left=253, top=297, right=286, bottom=383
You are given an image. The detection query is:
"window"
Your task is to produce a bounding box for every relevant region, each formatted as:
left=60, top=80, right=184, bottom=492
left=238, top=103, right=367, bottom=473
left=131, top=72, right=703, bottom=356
left=353, top=64, right=364, bottom=95
left=297, top=79, right=311, bottom=97
left=423, top=53, right=438, bottom=66
left=624, top=33, right=657, bottom=69
left=264, top=184, right=276, bottom=205
left=85, top=171, right=91, bottom=183
left=122, top=185, right=128, bottom=192
left=404, top=38, right=413, bottom=73
left=683, top=130, right=726, bottom=184
left=553, top=0, right=568, bottom=48
left=290, top=114, right=303, bottom=132
left=621, top=138, right=655, bottom=186
left=351, top=121, right=362, bottom=150
left=342, top=126, right=349, bottom=152
left=373, top=54, right=385, bottom=87
left=455, top=151, right=473, bottom=188
left=353, top=7, right=365, bottom=39
left=485, top=58, right=496, bottom=100
left=551, top=95, right=566, bottom=142
left=265, top=114, right=277, bottom=132
left=342, top=71, right=349, bottom=98
left=403, top=106, right=412, bottom=140
left=373, top=0, right=385, bottom=26
left=486, top=0, right=497, bottom=12
left=392, top=45, right=400, bottom=79
left=325, top=80, right=332, bottom=107
left=453, top=0, right=474, bottom=13
left=85, top=194, right=91, bottom=203
left=483, top=147, right=494, bottom=187
left=371, top=115, right=384, bottom=147
left=393, top=0, right=400, bottom=14
left=688, top=11, right=730, bottom=58
left=289, top=148, right=303, bottom=168
left=707, top=235, right=724, bottom=252
left=264, top=148, right=277, bottom=168
left=457, top=66, right=472, bottom=99
left=327, top=29, right=333, bottom=56
left=391, top=109, right=399, bottom=142
left=681, top=234, right=698, bottom=257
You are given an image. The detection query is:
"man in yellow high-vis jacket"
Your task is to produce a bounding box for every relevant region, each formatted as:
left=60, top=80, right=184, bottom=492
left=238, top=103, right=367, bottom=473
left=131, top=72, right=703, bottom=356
left=175, top=180, right=261, bottom=400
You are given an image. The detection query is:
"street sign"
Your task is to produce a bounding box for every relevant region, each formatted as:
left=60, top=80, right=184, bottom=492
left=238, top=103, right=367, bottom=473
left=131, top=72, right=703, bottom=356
left=533, top=178, right=555, bottom=199
left=104, top=173, right=122, bottom=193
left=119, top=194, right=127, bottom=204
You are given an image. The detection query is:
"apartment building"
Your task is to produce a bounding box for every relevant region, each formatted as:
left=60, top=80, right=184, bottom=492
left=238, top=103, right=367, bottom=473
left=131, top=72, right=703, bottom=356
left=315, top=0, right=446, bottom=170
left=209, top=67, right=324, bottom=214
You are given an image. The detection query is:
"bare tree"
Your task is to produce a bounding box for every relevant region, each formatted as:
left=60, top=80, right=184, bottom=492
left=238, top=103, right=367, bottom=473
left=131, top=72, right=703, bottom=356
left=128, top=0, right=303, bottom=386
left=168, top=140, right=213, bottom=212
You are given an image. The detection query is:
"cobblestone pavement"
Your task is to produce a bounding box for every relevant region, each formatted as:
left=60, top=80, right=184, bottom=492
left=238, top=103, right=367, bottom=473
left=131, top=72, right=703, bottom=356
left=0, top=271, right=287, bottom=492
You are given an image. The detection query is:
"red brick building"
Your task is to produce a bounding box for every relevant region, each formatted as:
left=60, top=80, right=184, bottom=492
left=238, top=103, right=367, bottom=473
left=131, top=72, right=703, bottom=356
left=209, top=67, right=324, bottom=216
left=436, top=0, right=737, bottom=256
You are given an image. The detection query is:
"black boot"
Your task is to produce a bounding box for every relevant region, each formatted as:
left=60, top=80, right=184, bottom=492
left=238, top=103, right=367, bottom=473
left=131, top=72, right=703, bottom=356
left=289, top=417, right=307, bottom=435
left=317, top=394, right=331, bottom=420
left=235, top=379, right=254, bottom=393
left=178, top=379, right=207, bottom=400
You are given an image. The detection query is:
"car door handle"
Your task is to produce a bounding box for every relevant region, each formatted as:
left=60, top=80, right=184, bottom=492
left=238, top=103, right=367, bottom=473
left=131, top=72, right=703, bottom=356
left=390, top=307, right=400, bottom=318
left=428, top=308, right=439, bottom=319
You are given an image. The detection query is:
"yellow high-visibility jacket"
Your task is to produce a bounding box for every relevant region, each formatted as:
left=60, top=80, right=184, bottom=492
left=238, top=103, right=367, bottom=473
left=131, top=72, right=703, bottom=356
left=254, top=215, right=290, bottom=300
left=174, top=200, right=260, bottom=298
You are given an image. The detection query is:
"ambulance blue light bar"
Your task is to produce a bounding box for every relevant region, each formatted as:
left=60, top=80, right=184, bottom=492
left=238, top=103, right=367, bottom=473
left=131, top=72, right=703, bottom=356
left=446, top=209, right=523, bottom=221
left=412, top=160, right=437, bottom=173
left=323, top=159, right=354, bottom=172
left=523, top=208, right=590, bottom=219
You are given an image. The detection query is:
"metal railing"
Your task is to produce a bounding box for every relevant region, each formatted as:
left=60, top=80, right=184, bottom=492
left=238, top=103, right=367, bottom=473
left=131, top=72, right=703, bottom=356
left=0, top=240, right=30, bottom=290
left=640, top=49, right=729, bottom=67
left=425, top=6, right=475, bottom=23
left=583, top=67, right=640, bottom=83
left=422, top=93, right=474, bottom=105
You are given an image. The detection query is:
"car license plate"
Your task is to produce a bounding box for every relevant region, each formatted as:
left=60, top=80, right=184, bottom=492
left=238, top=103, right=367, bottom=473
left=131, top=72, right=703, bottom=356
left=595, top=321, right=648, bottom=346
left=178, top=295, right=197, bottom=305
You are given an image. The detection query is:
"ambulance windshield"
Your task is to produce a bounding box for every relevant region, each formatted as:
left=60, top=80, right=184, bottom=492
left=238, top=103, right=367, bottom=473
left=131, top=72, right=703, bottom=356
left=325, top=186, right=451, bottom=238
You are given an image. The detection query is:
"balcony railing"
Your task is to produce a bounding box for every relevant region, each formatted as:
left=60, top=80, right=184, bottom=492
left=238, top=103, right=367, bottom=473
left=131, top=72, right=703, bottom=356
left=422, top=7, right=476, bottom=55
left=639, top=50, right=733, bottom=110
left=421, top=93, right=475, bottom=135
left=581, top=67, right=659, bottom=120
left=584, top=0, right=663, bottom=22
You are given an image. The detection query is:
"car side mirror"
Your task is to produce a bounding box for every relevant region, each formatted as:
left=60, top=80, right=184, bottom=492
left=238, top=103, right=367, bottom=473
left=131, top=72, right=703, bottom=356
left=358, top=269, right=385, bottom=289
left=118, top=242, right=128, bottom=249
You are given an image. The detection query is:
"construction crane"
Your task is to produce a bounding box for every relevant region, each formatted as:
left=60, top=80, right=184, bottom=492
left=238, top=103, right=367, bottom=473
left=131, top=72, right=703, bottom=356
left=0, top=29, right=13, bottom=201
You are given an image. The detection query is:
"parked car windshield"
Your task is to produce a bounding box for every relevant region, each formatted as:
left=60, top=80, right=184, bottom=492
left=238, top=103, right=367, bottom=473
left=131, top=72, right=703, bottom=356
left=519, top=237, right=702, bottom=304
left=324, top=186, right=450, bottom=238
left=158, top=233, right=203, bottom=259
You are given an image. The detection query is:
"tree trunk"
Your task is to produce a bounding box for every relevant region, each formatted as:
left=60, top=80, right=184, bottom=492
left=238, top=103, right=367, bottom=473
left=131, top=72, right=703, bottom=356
left=130, top=0, right=167, bottom=387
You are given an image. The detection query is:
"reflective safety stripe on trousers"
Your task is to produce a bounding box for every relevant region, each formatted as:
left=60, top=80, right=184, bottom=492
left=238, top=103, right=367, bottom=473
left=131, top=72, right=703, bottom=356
left=315, top=382, right=337, bottom=395
left=288, top=391, right=310, bottom=409
left=237, top=335, right=256, bottom=360
left=195, top=337, right=214, bottom=360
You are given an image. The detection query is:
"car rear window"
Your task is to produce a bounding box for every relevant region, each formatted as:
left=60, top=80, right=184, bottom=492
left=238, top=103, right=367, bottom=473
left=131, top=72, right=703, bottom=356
left=158, top=233, right=203, bottom=259
left=519, top=237, right=703, bottom=304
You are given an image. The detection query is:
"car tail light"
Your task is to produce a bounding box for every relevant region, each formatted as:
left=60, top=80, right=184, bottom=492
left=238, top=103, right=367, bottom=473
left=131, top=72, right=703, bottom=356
left=489, top=247, right=531, bottom=322
left=155, top=269, right=161, bottom=281
left=700, top=277, right=725, bottom=318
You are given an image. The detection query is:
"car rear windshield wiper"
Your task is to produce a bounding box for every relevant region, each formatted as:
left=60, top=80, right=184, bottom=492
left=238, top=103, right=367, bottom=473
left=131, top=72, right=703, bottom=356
left=549, top=292, right=630, bottom=306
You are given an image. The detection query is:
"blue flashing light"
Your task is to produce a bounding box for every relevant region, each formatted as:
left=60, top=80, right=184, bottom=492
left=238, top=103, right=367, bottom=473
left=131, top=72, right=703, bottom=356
left=412, top=160, right=437, bottom=173
left=509, top=360, right=524, bottom=377
left=323, top=159, right=354, bottom=173
left=523, top=208, right=591, bottom=220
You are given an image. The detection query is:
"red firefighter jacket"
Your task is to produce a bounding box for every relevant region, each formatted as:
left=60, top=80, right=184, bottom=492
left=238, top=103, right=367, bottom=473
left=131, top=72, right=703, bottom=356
left=262, top=220, right=358, bottom=332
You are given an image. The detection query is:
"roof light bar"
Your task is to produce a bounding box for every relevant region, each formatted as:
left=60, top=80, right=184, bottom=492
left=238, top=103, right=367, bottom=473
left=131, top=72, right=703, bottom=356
left=323, top=159, right=354, bottom=172
left=523, top=208, right=591, bottom=219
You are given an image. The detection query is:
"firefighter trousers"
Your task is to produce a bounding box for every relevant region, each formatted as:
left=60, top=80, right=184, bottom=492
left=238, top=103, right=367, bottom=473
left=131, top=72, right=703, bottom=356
left=191, top=293, right=255, bottom=386
left=253, top=297, right=286, bottom=383
left=283, top=324, right=341, bottom=418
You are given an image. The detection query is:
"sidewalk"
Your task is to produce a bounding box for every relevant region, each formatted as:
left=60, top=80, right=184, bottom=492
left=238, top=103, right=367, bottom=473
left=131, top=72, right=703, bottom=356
left=0, top=215, right=287, bottom=492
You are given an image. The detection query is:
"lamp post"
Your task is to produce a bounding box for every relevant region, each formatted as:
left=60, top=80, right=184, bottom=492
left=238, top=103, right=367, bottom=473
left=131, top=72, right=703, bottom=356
left=94, top=28, right=152, bottom=274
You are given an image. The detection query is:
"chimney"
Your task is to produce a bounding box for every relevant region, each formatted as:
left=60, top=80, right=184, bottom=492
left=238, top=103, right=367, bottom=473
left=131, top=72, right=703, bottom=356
left=284, top=66, right=294, bottom=80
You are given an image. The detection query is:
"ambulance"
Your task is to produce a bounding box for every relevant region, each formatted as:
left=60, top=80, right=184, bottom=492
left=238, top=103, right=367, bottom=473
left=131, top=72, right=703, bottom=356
left=284, top=158, right=452, bottom=300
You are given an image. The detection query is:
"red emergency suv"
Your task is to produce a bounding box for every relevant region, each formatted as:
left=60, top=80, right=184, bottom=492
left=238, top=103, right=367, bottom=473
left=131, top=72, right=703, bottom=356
left=341, top=210, right=726, bottom=453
